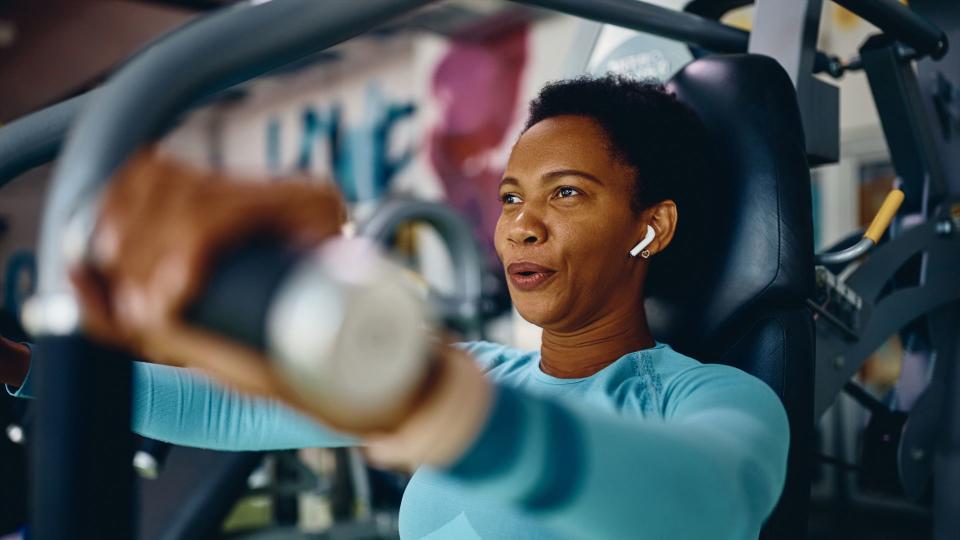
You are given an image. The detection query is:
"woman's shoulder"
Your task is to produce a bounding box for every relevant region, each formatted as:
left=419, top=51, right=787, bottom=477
left=655, top=343, right=761, bottom=382
left=454, top=341, right=539, bottom=375
left=655, top=344, right=785, bottom=420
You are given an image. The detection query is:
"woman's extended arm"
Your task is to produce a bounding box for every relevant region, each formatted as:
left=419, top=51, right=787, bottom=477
left=7, top=348, right=355, bottom=450
left=133, top=361, right=355, bottom=449
left=434, top=364, right=789, bottom=540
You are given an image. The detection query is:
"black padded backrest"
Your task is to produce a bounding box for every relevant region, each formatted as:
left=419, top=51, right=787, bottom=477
left=650, top=55, right=816, bottom=540
left=647, top=54, right=815, bottom=368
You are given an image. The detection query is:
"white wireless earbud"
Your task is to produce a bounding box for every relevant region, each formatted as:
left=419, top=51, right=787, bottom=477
left=629, top=225, right=656, bottom=258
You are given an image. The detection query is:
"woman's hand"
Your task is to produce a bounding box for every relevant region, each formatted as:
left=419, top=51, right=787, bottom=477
left=0, top=336, right=30, bottom=388
left=70, top=149, right=346, bottom=398
left=365, top=345, right=493, bottom=469
left=70, top=150, right=494, bottom=465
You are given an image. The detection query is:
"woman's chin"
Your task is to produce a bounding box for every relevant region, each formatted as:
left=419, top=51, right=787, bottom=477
left=513, top=301, right=561, bottom=328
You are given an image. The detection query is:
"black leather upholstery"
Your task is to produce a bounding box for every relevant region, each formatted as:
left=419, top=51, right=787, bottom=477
left=649, top=55, right=815, bottom=540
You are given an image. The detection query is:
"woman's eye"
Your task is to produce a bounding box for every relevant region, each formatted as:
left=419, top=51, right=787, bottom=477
left=555, top=186, right=580, bottom=199
left=501, top=193, right=522, bottom=205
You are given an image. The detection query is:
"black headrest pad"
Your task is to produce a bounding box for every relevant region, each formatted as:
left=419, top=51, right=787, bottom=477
left=646, top=54, right=815, bottom=359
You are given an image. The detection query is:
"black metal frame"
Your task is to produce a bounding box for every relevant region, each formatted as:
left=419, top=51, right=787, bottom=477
left=812, top=201, right=960, bottom=538
left=814, top=205, right=960, bottom=415
left=834, top=0, right=948, bottom=58
left=814, top=3, right=959, bottom=536
left=517, top=0, right=749, bottom=52
left=860, top=34, right=948, bottom=210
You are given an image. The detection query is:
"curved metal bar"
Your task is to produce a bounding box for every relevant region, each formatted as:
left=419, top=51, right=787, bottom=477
left=34, top=0, right=434, bottom=312
left=514, top=0, right=749, bottom=53
left=0, top=11, right=258, bottom=189
left=0, top=91, right=94, bottom=186
left=358, top=198, right=486, bottom=335
left=815, top=237, right=874, bottom=265
left=833, top=0, right=948, bottom=59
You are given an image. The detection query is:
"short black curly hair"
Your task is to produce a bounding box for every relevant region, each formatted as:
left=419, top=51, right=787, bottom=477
left=524, top=74, right=709, bottom=216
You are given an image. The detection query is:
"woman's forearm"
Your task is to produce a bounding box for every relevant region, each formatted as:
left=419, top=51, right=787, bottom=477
left=3, top=341, right=355, bottom=450
left=131, top=361, right=357, bottom=450
left=0, top=336, right=30, bottom=388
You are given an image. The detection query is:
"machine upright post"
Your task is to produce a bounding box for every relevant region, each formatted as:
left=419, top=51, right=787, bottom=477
left=860, top=35, right=948, bottom=211
left=748, top=0, right=839, bottom=165
left=30, top=338, right=134, bottom=539
left=911, top=0, right=960, bottom=196
left=914, top=6, right=960, bottom=529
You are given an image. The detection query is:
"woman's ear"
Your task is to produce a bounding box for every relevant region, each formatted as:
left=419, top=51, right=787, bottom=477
left=641, top=200, right=678, bottom=256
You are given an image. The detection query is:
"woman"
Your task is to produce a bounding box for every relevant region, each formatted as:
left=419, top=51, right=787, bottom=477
left=2, top=76, right=788, bottom=539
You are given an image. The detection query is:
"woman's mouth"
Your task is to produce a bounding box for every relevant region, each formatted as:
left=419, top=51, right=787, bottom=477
left=506, top=262, right=557, bottom=292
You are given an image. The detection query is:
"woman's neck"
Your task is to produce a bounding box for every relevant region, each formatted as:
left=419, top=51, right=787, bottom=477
left=539, top=305, right=655, bottom=379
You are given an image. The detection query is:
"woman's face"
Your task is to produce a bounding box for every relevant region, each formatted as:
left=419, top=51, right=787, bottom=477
left=495, top=115, right=650, bottom=331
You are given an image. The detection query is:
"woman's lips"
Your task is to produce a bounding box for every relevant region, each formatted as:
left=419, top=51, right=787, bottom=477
left=506, top=262, right=557, bottom=292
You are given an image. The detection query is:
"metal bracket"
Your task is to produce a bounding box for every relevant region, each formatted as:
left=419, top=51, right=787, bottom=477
left=808, top=266, right=863, bottom=340
left=861, top=34, right=949, bottom=209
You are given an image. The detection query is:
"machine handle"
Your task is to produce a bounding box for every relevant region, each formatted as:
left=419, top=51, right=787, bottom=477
left=864, top=189, right=905, bottom=244
left=184, top=238, right=432, bottom=432
left=184, top=239, right=303, bottom=351
left=816, top=188, right=906, bottom=266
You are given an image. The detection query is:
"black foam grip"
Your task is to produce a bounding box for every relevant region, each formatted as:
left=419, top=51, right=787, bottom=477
left=184, top=240, right=303, bottom=351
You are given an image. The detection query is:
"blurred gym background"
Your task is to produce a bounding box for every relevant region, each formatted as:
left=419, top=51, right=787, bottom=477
left=0, top=1, right=930, bottom=538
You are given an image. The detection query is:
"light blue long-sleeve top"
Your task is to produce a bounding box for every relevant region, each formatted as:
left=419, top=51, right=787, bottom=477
left=9, top=341, right=789, bottom=539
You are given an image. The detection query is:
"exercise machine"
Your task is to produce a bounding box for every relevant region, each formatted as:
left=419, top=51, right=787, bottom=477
left=2, top=1, right=958, bottom=539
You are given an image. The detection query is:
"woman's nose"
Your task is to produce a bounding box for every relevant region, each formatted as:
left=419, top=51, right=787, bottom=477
left=507, top=209, right=547, bottom=245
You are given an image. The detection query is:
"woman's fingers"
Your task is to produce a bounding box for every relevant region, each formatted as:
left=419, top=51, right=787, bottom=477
left=72, top=149, right=346, bottom=374
left=69, top=267, right=120, bottom=346
left=0, top=337, right=31, bottom=388
left=361, top=347, right=493, bottom=469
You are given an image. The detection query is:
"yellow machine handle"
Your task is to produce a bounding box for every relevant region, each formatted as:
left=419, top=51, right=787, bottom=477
left=864, top=189, right=905, bottom=244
